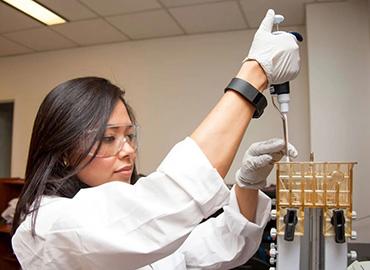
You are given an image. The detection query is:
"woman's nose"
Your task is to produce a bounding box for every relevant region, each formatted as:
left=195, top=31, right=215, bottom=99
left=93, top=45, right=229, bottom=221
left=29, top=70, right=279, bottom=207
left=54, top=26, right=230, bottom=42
left=117, top=141, right=136, bottom=158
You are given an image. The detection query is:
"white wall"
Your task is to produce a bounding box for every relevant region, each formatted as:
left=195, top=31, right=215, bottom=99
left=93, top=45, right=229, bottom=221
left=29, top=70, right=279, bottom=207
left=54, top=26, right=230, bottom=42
left=0, top=26, right=310, bottom=186
left=306, top=0, right=370, bottom=242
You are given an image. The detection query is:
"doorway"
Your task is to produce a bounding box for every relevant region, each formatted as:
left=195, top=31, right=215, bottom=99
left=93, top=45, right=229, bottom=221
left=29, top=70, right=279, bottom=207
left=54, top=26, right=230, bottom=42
left=0, top=102, right=14, bottom=177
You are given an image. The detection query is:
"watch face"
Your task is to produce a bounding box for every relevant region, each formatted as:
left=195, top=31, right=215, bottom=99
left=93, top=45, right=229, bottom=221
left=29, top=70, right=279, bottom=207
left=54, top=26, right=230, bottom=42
left=254, top=92, right=267, bottom=107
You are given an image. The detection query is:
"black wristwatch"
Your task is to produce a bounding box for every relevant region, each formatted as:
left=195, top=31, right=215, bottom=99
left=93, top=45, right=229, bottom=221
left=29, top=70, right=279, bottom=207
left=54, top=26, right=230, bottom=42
left=224, top=78, right=267, bottom=118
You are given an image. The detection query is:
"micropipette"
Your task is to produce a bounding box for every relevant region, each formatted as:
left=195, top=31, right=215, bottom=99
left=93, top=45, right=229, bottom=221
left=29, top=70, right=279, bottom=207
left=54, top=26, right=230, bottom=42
left=271, top=14, right=303, bottom=161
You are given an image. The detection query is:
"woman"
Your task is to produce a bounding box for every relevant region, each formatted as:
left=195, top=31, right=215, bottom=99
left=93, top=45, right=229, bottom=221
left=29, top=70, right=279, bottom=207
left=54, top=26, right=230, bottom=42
left=12, top=9, right=300, bottom=270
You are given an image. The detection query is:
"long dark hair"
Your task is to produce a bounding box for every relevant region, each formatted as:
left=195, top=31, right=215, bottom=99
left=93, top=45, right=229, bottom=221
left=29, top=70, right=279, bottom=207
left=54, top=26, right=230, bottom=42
left=12, top=77, right=138, bottom=236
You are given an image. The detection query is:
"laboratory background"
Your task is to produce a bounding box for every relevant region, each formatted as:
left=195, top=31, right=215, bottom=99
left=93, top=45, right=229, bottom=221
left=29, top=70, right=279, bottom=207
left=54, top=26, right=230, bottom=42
left=0, top=0, right=369, bottom=269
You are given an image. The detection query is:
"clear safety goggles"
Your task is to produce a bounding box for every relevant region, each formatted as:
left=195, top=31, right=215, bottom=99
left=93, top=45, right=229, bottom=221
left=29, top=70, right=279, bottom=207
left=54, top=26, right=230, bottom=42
left=88, top=124, right=138, bottom=158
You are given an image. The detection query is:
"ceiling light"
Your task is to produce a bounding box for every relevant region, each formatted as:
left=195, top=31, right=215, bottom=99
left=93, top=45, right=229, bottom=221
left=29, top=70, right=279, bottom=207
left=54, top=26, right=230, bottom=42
left=2, top=0, right=67, bottom=25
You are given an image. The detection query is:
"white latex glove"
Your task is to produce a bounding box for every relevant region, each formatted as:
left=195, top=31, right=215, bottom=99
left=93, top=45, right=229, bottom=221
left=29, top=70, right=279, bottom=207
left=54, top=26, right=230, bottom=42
left=245, top=9, right=301, bottom=85
left=236, top=138, right=298, bottom=189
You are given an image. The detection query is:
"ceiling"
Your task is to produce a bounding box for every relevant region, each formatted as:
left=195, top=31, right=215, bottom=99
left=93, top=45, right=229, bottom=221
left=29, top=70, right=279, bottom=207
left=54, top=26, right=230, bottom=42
left=0, top=0, right=344, bottom=57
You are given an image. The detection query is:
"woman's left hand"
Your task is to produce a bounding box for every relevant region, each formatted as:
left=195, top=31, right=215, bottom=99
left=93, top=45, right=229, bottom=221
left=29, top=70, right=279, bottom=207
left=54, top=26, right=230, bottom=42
left=236, top=138, right=298, bottom=189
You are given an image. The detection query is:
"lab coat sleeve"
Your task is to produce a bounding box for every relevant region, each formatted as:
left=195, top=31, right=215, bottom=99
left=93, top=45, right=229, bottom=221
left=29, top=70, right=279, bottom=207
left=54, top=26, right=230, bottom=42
left=12, top=137, right=230, bottom=270
left=178, top=186, right=271, bottom=270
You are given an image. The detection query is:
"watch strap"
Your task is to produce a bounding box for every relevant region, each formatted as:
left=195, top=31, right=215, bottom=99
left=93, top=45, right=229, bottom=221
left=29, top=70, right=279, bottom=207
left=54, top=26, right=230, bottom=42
left=224, top=78, right=267, bottom=118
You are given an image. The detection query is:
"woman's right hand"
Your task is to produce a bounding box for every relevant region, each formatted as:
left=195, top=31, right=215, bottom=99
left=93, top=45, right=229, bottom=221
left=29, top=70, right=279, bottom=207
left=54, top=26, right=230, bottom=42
left=244, top=9, right=301, bottom=86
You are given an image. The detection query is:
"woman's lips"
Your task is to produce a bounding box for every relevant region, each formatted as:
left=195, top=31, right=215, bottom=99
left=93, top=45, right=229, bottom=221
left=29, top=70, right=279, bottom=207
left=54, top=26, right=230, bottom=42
left=114, top=165, right=132, bottom=174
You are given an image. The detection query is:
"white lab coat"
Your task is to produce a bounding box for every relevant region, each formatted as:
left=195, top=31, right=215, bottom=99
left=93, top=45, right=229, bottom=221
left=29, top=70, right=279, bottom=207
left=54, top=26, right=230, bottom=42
left=12, top=137, right=271, bottom=270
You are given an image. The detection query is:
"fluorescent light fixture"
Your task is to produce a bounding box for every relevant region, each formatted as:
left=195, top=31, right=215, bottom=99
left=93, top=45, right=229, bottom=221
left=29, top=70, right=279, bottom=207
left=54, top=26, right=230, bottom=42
left=2, top=0, right=66, bottom=25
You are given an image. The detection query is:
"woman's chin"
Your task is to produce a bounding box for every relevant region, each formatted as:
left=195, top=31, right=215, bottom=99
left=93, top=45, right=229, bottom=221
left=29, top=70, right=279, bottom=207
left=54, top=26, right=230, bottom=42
left=110, top=174, right=131, bottom=184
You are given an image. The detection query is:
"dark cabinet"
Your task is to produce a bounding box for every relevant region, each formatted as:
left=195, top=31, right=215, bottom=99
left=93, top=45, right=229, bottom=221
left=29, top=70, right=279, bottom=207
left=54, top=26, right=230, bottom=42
left=0, top=178, right=24, bottom=269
